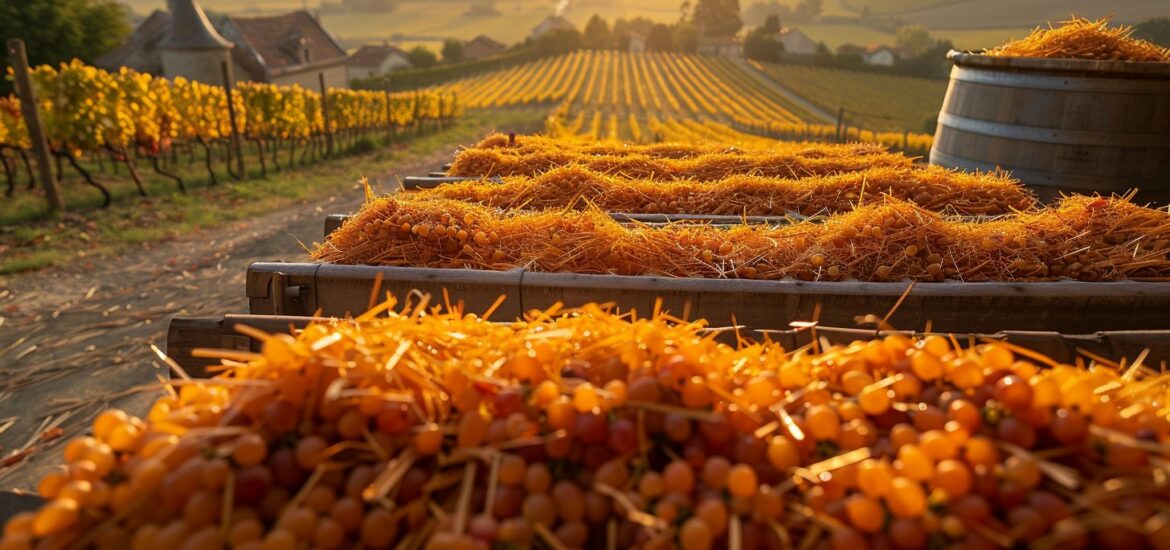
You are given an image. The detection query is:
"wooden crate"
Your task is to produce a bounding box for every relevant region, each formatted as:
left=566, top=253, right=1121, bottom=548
left=245, top=262, right=1170, bottom=333
left=166, top=314, right=1170, bottom=375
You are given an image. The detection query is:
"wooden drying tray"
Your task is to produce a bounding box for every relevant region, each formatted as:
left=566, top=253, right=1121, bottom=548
left=244, top=262, right=1170, bottom=334
left=166, top=314, right=1170, bottom=375
left=322, top=212, right=797, bottom=240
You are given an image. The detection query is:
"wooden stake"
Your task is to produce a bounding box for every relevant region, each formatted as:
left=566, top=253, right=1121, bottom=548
left=7, top=39, right=63, bottom=212
left=220, top=61, right=244, bottom=179
left=319, top=72, right=334, bottom=157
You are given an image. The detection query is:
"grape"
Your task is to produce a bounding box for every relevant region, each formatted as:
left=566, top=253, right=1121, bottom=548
left=182, top=490, right=220, bottom=528
left=859, top=384, right=892, bottom=415
left=701, top=456, right=731, bottom=490
left=1002, top=455, right=1041, bottom=490
left=279, top=506, right=318, bottom=540
left=887, top=477, right=926, bottom=518
left=727, top=464, right=758, bottom=498
left=524, top=463, right=552, bottom=494
left=457, top=410, right=489, bottom=448
left=845, top=495, right=884, bottom=533
left=896, top=444, right=934, bottom=482
left=584, top=490, right=611, bottom=524
left=857, top=459, right=894, bottom=499
left=498, top=454, right=526, bottom=486
left=305, top=486, right=336, bottom=514
left=233, top=433, right=268, bottom=467
left=31, top=499, right=79, bottom=537
left=767, top=436, right=800, bottom=472
left=497, top=518, right=533, bottom=546
left=596, top=459, right=629, bottom=489
left=607, top=418, right=638, bottom=454
left=552, top=481, right=585, bottom=521
left=909, top=350, right=943, bottom=381
left=679, top=517, right=713, bottom=550
left=337, top=409, right=368, bottom=440
left=805, top=404, right=841, bottom=441
left=933, top=459, right=972, bottom=499
left=93, top=409, right=130, bottom=441
left=995, top=375, right=1033, bottom=409
left=888, top=517, right=926, bottom=549
left=919, top=430, right=957, bottom=460
left=180, top=526, right=223, bottom=550
left=1050, top=409, right=1088, bottom=446
left=574, top=412, right=608, bottom=445
left=663, top=460, right=695, bottom=495
left=263, top=401, right=298, bottom=435
left=996, top=417, right=1036, bottom=449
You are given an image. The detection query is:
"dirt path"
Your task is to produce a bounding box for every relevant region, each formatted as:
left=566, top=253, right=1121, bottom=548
left=0, top=145, right=459, bottom=492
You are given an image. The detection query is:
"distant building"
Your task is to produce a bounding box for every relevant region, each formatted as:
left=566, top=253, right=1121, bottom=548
left=863, top=45, right=902, bottom=67
left=96, top=0, right=351, bottom=89
left=697, top=36, right=742, bottom=58
left=776, top=28, right=817, bottom=58
left=463, top=35, right=507, bottom=60
left=347, top=43, right=410, bottom=81
left=530, top=15, right=575, bottom=40
left=628, top=32, right=647, bottom=54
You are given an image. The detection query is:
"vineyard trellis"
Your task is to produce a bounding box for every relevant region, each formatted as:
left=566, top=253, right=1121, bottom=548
left=0, top=55, right=460, bottom=211
left=433, top=50, right=933, bottom=153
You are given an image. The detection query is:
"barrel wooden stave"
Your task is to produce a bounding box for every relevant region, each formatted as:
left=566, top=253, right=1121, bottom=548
left=930, top=52, right=1170, bottom=203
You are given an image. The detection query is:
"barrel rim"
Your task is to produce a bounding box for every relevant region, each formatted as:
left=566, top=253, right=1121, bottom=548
left=948, top=50, right=1170, bottom=77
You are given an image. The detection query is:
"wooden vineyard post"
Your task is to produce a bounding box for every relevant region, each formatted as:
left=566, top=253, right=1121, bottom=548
left=7, top=39, right=63, bottom=212
left=835, top=107, right=845, bottom=143
left=384, top=89, right=393, bottom=141
left=221, top=61, right=245, bottom=179
left=319, top=72, right=334, bottom=157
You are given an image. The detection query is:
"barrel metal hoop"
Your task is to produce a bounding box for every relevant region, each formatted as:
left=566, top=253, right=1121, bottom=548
left=929, top=149, right=1165, bottom=190
left=936, top=112, right=1170, bottom=149
left=951, top=66, right=1170, bottom=93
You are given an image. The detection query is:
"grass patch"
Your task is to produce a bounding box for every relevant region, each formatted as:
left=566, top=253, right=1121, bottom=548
left=0, top=109, right=546, bottom=276
left=0, top=250, right=65, bottom=275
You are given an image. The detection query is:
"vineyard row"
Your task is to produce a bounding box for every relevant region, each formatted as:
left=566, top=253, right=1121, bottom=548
left=1, top=60, right=460, bottom=204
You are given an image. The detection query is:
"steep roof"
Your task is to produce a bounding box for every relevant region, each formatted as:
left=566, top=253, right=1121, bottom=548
left=778, top=28, right=813, bottom=42
left=222, top=11, right=347, bottom=71
left=161, top=0, right=232, bottom=50
left=349, top=44, right=408, bottom=67
left=94, top=10, right=170, bottom=70
left=463, top=35, right=506, bottom=59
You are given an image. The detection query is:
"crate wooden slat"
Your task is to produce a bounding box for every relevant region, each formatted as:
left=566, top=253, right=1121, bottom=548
left=246, top=262, right=1170, bottom=333
left=166, top=314, right=1170, bottom=374
left=401, top=176, right=483, bottom=189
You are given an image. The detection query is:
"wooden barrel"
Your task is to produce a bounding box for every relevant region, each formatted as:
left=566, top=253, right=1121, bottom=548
left=930, top=51, right=1170, bottom=203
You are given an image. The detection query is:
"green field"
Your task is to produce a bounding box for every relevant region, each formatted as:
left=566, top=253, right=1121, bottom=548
left=754, top=62, right=948, bottom=132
